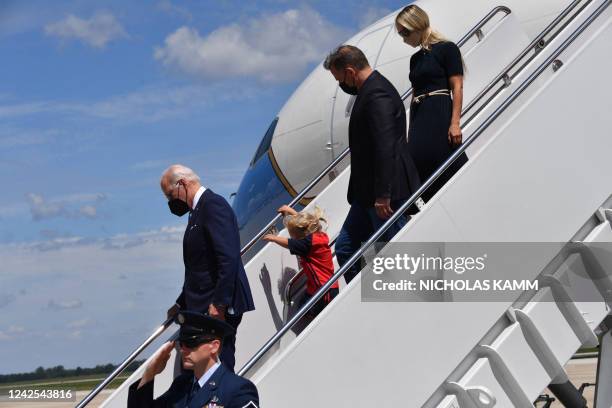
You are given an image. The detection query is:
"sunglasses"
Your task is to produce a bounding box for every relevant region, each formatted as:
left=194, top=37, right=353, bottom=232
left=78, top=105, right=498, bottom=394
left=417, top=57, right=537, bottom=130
left=398, top=26, right=412, bottom=38
left=178, top=336, right=216, bottom=349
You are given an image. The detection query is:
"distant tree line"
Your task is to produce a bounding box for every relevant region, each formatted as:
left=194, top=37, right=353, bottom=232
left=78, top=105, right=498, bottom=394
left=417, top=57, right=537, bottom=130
left=0, top=360, right=144, bottom=384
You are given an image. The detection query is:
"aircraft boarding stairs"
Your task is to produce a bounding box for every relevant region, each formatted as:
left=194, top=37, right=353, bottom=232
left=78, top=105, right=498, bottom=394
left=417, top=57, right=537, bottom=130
left=82, top=1, right=612, bottom=406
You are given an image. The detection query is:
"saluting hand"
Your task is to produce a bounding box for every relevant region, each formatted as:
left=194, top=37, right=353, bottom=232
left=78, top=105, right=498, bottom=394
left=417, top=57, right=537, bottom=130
left=139, top=341, right=175, bottom=388
left=448, top=123, right=462, bottom=146
left=374, top=197, right=393, bottom=220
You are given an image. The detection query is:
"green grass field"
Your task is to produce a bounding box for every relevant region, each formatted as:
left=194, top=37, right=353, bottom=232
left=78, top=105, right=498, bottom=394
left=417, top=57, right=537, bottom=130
left=0, top=373, right=133, bottom=392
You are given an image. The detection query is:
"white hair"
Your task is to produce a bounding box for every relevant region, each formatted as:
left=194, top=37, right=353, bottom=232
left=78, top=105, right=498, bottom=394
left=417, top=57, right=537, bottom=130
left=162, top=164, right=201, bottom=185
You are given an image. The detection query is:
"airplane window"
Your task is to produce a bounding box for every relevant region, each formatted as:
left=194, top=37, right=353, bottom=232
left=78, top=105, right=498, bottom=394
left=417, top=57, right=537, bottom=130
left=251, top=117, right=278, bottom=166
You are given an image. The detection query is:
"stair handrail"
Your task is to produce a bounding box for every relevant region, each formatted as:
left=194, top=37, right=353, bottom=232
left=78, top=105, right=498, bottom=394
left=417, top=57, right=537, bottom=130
left=462, top=0, right=589, bottom=119
left=237, top=0, right=611, bottom=377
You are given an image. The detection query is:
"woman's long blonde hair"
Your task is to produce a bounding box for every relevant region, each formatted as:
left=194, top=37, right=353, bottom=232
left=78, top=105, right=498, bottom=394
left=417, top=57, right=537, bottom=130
left=284, top=207, right=327, bottom=239
left=395, top=4, right=447, bottom=51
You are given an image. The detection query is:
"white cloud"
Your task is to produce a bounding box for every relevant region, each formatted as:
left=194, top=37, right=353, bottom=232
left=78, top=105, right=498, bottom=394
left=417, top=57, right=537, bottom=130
left=26, top=193, right=65, bottom=220
left=7, top=325, right=25, bottom=334
left=157, top=0, right=192, bottom=21
left=66, top=318, right=91, bottom=329
left=25, top=192, right=107, bottom=221
left=0, top=84, right=259, bottom=123
left=154, top=7, right=350, bottom=83
left=45, top=11, right=127, bottom=48
left=131, top=159, right=171, bottom=171
left=48, top=299, right=83, bottom=310
left=68, top=330, right=82, bottom=339
left=79, top=205, right=97, bottom=218
left=11, top=224, right=184, bottom=253
left=0, top=126, right=63, bottom=149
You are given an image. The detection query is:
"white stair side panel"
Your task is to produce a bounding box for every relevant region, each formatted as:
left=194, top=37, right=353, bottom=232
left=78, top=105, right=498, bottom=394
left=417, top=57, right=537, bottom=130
left=437, top=11, right=612, bottom=242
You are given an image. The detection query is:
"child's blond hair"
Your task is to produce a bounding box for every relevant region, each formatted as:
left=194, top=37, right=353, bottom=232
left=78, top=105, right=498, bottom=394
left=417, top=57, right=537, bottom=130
left=284, top=207, right=327, bottom=239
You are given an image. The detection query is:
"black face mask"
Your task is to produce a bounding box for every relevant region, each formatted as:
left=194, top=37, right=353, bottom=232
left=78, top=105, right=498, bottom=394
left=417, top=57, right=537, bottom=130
left=339, top=81, right=359, bottom=95
left=168, top=184, right=190, bottom=217
left=339, top=70, right=359, bottom=95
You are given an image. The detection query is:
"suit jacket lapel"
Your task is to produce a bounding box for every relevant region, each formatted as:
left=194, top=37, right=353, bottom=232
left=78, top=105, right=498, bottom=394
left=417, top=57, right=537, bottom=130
left=188, top=364, right=226, bottom=408
left=349, top=71, right=379, bottom=142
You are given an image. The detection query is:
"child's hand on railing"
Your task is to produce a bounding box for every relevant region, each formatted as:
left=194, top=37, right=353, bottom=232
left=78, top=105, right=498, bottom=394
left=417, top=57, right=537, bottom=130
left=263, top=234, right=289, bottom=249
left=277, top=205, right=298, bottom=216
left=263, top=234, right=277, bottom=242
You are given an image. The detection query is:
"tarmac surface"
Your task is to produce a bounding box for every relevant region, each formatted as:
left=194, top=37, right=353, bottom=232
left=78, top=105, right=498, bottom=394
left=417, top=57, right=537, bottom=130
left=0, top=358, right=598, bottom=407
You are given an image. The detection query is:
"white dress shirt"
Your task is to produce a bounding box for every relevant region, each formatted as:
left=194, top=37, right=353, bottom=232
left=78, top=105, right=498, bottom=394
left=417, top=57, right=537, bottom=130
left=196, top=360, right=221, bottom=388
left=191, top=186, right=207, bottom=210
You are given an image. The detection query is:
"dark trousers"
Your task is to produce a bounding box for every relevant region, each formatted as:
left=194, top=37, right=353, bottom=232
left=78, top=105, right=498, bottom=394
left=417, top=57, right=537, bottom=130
left=220, top=313, right=242, bottom=372
left=335, top=200, right=408, bottom=283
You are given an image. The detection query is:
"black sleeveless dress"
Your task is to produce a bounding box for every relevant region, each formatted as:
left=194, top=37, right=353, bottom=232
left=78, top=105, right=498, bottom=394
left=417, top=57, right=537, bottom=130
left=408, top=41, right=468, bottom=201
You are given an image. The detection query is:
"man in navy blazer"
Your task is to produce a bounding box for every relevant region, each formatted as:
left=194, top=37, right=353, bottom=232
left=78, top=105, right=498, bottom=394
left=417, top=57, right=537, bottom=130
left=324, top=45, right=421, bottom=283
left=161, top=164, right=255, bottom=371
left=128, top=311, right=259, bottom=408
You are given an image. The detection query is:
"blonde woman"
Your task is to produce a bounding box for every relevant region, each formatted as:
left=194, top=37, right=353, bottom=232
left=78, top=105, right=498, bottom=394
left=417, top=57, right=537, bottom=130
left=263, top=205, right=338, bottom=317
left=396, top=4, right=468, bottom=201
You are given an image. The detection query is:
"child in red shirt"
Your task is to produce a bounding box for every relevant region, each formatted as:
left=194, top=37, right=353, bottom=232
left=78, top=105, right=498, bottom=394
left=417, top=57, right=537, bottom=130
left=264, top=205, right=338, bottom=317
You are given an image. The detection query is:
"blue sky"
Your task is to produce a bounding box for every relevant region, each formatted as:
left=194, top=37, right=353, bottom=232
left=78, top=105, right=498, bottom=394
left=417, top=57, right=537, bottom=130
left=0, top=0, right=407, bottom=374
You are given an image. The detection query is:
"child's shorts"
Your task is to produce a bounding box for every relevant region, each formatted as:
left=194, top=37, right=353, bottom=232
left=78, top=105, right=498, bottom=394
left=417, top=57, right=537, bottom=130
left=298, top=287, right=339, bottom=318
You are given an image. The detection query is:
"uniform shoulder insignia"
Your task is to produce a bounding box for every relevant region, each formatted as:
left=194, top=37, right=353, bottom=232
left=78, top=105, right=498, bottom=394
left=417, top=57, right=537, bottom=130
left=241, top=402, right=258, bottom=408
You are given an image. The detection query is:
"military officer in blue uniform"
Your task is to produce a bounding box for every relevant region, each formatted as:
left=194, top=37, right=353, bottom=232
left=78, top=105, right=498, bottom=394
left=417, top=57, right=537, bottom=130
left=128, top=311, right=259, bottom=408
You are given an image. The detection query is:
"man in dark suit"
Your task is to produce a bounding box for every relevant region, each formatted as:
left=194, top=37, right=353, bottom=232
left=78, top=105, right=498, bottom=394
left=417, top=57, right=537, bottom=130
left=128, top=311, right=259, bottom=408
left=324, top=45, right=421, bottom=283
left=161, top=164, right=255, bottom=371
